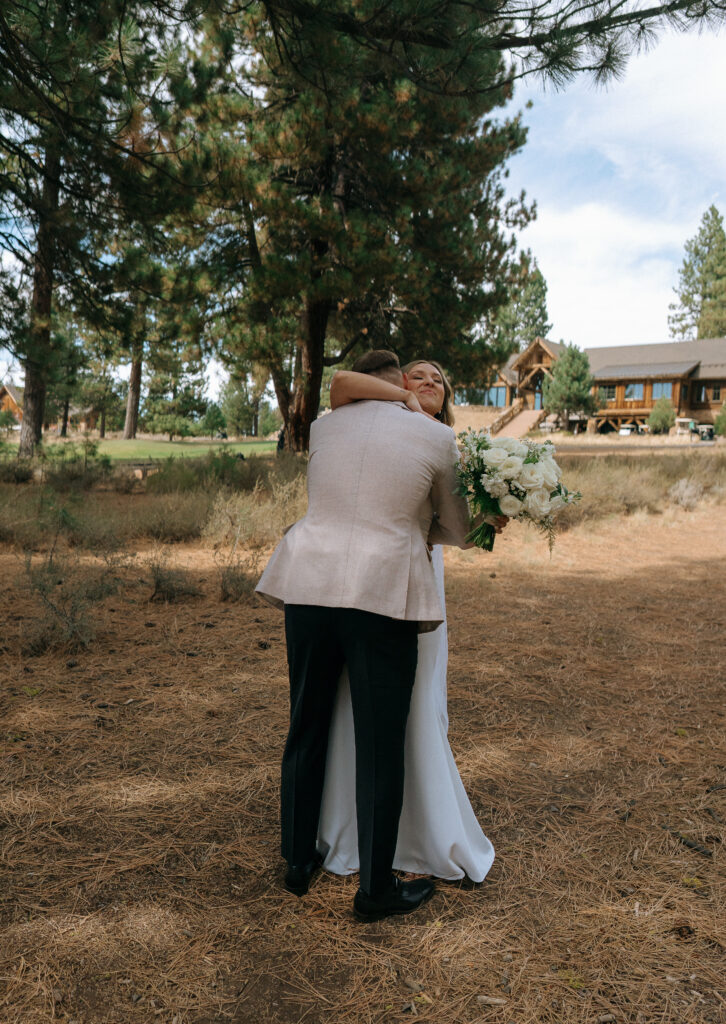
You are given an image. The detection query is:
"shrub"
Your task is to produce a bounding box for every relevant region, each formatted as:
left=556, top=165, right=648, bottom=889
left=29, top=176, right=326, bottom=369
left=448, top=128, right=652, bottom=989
left=0, top=410, right=17, bottom=435
left=0, top=486, right=44, bottom=546
left=111, top=470, right=137, bottom=494
left=648, top=398, right=676, bottom=435
left=147, top=551, right=202, bottom=602
left=0, top=459, right=33, bottom=483
left=218, top=551, right=262, bottom=602
left=145, top=458, right=201, bottom=493
left=137, top=492, right=212, bottom=542
left=146, top=450, right=305, bottom=495
left=40, top=439, right=112, bottom=491
left=202, top=472, right=307, bottom=550
left=668, top=477, right=704, bottom=510
left=22, top=549, right=125, bottom=655
left=714, top=405, right=726, bottom=437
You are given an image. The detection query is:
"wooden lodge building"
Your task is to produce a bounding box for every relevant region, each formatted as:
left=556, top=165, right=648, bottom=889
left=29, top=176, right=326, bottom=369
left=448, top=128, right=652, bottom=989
left=0, top=381, right=24, bottom=424
left=0, top=380, right=98, bottom=433
left=484, top=337, right=726, bottom=432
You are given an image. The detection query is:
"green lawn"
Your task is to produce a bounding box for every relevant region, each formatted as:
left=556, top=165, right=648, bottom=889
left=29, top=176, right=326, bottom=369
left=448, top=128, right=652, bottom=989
left=2, top=437, right=278, bottom=460
left=96, top=438, right=277, bottom=461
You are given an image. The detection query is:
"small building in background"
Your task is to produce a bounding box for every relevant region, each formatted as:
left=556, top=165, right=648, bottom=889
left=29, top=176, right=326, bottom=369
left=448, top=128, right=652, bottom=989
left=0, top=381, right=24, bottom=424
left=0, top=380, right=98, bottom=434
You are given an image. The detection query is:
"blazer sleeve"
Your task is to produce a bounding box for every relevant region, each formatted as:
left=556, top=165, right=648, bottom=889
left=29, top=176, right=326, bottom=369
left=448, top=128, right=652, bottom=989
left=427, top=432, right=472, bottom=548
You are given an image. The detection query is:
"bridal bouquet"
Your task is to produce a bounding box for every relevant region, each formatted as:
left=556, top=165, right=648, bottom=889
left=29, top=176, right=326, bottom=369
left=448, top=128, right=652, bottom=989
left=456, top=430, right=581, bottom=552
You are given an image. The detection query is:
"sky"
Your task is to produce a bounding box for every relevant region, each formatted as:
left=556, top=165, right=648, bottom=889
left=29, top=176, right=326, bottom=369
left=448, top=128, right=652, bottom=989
left=502, top=28, right=726, bottom=350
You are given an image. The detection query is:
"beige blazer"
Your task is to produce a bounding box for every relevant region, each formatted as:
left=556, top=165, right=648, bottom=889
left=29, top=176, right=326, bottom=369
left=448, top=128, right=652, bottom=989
left=255, top=401, right=470, bottom=632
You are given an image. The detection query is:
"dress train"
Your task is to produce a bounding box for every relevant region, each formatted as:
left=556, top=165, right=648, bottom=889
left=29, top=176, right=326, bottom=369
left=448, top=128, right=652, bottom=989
left=317, top=546, right=494, bottom=882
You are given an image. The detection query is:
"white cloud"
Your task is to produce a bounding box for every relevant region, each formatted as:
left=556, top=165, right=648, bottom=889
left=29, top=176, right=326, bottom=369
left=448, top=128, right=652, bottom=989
left=522, top=203, right=683, bottom=346
left=504, top=29, right=726, bottom=347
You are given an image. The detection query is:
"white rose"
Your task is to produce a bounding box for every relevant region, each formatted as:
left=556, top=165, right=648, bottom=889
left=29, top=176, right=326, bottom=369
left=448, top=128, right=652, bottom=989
left=539, top=457, right=560, bottom=489
left=499, top=493, right=524, bottom=517
left=498, top=437, right=528, bottom=458
left=518, top=462, right=545, bottom=489
left=524, top=487, right=552, bottom=518
left=499, top=454, right=524, bottom=480
left=480, top=447, right=509, bottom=468
left=549, top=493, right=566, bottom=513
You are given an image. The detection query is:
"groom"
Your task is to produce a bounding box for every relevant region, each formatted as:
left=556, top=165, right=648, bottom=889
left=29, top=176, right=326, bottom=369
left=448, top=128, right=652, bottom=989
left=256, top=350, right=471, bottom=921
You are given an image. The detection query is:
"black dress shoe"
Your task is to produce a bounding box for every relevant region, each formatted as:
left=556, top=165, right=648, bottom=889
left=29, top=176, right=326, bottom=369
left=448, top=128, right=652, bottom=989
left=283, top=853, right=323, bottom=897
left=353, top=877, right=435, bottom=922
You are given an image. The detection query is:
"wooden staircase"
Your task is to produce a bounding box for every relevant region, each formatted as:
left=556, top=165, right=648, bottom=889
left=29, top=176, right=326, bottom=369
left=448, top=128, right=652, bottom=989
left=493, top=407, right=547, bottom=438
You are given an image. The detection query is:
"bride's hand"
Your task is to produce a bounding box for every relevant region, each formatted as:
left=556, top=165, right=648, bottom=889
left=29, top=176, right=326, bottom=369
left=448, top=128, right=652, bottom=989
left=402, top=390, right=425, bottom=414
left=483, top=514, right=509, bottom=534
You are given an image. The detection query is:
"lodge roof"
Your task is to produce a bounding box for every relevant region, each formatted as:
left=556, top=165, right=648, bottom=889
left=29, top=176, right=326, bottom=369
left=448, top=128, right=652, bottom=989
left=584, top=338, right=726, bottom=379
left=592, top=360, right=699, bottom=380
left=507, top=337, right=565, bottom=377
left=499, top=352, right=519, bottom=385
left=1, top=381, right=23, bottom=406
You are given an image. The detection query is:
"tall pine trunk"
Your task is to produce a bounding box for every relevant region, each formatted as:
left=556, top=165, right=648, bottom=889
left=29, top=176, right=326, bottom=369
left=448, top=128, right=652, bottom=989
left=60, top=397, right=70, bottom=437
left=282, top=297, right=330, bottom=453
left=18, top=147, right=60, bottom=458
left=123, top=345, right=142, bottom=439
left=99, top=407, right=106, bottom=438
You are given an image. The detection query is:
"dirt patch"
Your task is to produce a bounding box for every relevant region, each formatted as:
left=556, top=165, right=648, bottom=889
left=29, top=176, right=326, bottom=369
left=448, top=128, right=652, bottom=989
left=1, top=507, right=725, bottom=1023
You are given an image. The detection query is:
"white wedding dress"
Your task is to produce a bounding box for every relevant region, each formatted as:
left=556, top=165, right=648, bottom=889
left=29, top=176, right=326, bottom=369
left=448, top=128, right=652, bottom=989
left=317, top=546, right=495, bottom=882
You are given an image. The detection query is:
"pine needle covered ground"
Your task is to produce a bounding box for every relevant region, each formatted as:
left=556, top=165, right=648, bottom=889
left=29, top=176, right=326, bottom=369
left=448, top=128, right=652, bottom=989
left=1, top=495, right=724, bottom=1023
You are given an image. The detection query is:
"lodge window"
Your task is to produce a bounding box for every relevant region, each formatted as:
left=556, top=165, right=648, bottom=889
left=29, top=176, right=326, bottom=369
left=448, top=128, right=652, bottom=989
left=484, top=386, right=507, bottom=407
left=624, top=383, right=644, bottom=401
left=713, top=384, right=721, bottom=401
left=696, top=384, right=708, bottom=403
left=682, top=383, right=688, bottom=401
left=652, top=382, right=672, bottom=400
left=600, top=385, right=616, bottom=402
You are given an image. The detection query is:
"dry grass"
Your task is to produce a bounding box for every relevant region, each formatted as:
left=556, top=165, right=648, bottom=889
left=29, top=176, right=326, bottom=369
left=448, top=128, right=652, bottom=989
left=553, top=450, right=726, bottom=530
left=453, top=406, right=503, bottom=434
left=0, top=501, right=725, bottom=1023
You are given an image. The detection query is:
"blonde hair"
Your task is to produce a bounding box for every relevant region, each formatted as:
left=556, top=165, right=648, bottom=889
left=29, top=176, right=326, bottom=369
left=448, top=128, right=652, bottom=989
left=402, top=359, right=455, bottom=427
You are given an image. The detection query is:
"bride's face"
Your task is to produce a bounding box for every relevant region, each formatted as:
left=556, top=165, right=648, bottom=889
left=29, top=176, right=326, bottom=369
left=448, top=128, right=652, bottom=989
left=404, top=363, right=445, bottom=416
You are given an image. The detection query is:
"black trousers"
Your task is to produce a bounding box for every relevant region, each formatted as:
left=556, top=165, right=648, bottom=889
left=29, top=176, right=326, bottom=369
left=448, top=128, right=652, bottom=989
left=281, top=605, right=418, bottom=897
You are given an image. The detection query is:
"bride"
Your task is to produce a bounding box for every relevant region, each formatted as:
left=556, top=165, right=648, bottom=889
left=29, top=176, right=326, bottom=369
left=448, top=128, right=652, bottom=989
left=316, top=359, right=495, bottom=883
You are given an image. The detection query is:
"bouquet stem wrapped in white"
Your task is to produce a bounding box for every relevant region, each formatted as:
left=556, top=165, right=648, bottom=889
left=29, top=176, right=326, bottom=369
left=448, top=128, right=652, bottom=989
left=456, top=430, right=581, bottom=552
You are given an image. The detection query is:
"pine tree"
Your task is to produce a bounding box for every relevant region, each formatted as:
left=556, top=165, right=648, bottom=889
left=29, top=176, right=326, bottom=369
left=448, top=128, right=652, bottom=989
left=496, top=256, right=552, bottom=352
left=542, top=344, right=597, bottom=429
left=192, top=9, right=533, bottom=451
left=220, top=376, right=263, bottom=438
left=199, top=402, right=226, bottom=438
left=143, top=339, right=208, bottom=441
left=0, top=1, right=204, bottom=456
left=668, top=205, right=726, bottom=340
left=255, top=1, right=723, bottom=93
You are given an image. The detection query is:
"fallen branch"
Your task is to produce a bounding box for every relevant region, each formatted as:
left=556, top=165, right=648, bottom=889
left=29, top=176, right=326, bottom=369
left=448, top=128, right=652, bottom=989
left=662, top=827, right=713, bottom=858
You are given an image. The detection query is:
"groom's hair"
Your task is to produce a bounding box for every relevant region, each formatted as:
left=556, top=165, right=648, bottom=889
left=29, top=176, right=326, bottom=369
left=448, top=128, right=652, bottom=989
left=351, top=349, right=403, bottom=383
